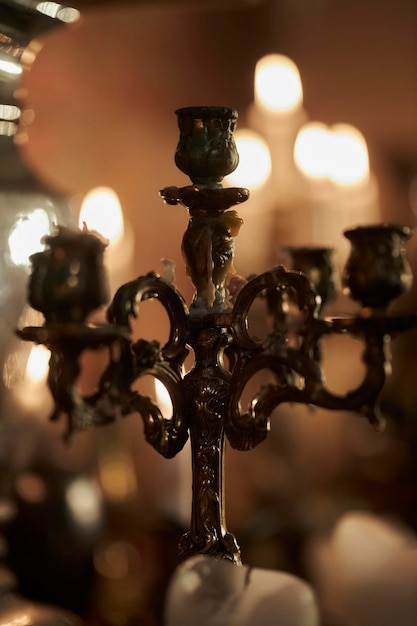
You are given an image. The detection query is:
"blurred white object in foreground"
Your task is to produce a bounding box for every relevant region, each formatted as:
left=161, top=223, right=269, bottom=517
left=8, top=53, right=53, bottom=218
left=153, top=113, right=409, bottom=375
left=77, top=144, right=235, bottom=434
left=309, top=511, right=417, bottom=626
left=165, top=555, right=319, bottom=626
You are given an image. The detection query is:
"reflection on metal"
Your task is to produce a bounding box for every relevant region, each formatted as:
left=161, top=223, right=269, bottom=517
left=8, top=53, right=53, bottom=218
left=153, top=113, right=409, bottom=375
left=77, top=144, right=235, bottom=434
left=0, top=0, right=74, bottom=367
left=35, top=2, right=80, bottom=22
left=18, top=105, right=417, bottom=566
left=8, top=209, right=53, bottom=266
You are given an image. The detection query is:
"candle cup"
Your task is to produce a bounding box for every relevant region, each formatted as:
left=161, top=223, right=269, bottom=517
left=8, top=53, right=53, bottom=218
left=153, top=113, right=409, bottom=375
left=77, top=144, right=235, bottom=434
left=284, top=246, right=338, bottom=312
left=174, top=106, right=239, bottom=188
left=265, top=246, right=336, bottom=343
left=342, top=224, right=412, bottom=310
left=28, top=227, right=109, bottom=324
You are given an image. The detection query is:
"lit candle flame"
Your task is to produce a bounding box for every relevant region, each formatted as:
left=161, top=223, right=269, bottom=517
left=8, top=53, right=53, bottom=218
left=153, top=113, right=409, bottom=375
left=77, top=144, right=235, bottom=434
left=79, top=187, right=124, bottom=247
left=295, top=122, right=370, bottom=186
left=255, top=54, right=303, bottom=114
left=226, top=129, right=271, bottom=188
left=294, top=122, right=332, bottom=180
left=328, top=124, right=370, bottom=186
left=66, top=477, right=103, bottom=531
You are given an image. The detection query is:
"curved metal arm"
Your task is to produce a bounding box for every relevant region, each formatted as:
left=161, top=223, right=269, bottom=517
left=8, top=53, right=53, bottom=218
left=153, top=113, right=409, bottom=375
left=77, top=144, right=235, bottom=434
left=107, top=271, right=189, bottom=366
left=128, top=361, right=189, bottom=458
left=231, top=265, right=321, bottom=352
left=19, top=272, right=191, bottom=451
left=226, top=268, right=403, bottom=446
left=226, top=318, right=391, bottom=449
left=225, top=266, right=321, bottom=449
left=103, top=272, right=190, bottom=455
left=18, top=324, right=131, bottom=439
left=252, top=334, right=388, bottom=431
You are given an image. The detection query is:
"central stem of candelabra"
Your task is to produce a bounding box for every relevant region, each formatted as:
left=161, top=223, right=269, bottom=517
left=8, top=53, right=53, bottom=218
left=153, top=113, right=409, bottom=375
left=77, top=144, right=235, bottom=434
left=182, top=319, right=237, bottom=560
left=18, top=105, right=417, bottom=566
left=160, top=106, right=249, bottom=562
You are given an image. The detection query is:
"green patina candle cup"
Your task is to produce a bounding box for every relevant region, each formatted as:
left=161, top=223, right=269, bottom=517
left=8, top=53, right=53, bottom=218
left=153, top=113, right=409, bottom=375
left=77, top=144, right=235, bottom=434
left=174, top=106, right=239, bottom=188
left=284, top=245, right=338, bottom=311
left=342, top=224, right=412, bottom=310
left=28, top=227, right=109, bottom=323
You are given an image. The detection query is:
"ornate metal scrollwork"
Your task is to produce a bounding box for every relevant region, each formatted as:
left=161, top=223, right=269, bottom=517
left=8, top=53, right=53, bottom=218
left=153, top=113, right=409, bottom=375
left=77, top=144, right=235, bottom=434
left=18, top=106, right=417, bottom=564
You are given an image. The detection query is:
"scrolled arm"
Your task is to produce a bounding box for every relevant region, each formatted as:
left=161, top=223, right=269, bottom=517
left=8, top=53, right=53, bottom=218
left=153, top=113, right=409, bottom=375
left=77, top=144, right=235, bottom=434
left=224, top=347, right=322, bottom=451
left=96, top=273, right=191, bottom=456
left=128, top=361, right=189, bottom=458
left=231, top=265, right=321, bottom=352
left=225, top=314, right=393, bottom=449
left=107, top=271, right=189, bottom=366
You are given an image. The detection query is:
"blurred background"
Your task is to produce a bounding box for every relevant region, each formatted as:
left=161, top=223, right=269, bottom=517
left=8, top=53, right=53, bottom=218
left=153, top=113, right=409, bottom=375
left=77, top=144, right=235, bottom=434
left=1, top=0, right=417, bottom=624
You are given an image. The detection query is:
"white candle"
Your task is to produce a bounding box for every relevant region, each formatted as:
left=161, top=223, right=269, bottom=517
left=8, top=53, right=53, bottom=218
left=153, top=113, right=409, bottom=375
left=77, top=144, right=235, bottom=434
left=243, top=54, right=308, bottom=256
left=248, top=54, right=307, bottom=210
left=294, top=122, right=380, bottom=261
left=227, top=129, right=272, bottom=190
left=293, top=121, right=334, bottom=246
left=253, top=54, right=303, bottom=118
left=328, top=124, right=380, bottom=267
left=329, top=124, right=380, bottom=212
left=226, top=128, right=272, bottom=275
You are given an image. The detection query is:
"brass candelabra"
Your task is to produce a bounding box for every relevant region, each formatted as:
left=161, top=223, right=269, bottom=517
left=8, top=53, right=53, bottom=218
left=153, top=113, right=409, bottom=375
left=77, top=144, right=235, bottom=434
left=18, top=105, right=417, bottom=565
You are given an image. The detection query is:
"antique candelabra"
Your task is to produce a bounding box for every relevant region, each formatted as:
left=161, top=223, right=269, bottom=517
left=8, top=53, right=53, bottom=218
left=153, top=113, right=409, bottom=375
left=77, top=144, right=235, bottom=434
left=18, top=105, right=417, bottom=565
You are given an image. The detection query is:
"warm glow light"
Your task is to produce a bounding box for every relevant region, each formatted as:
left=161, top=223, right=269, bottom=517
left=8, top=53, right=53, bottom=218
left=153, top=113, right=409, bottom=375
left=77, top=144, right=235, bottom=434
left=99, top=452, right=137, bottom=502
left=79, top=187, right=124, bottom=246
left=328, top=124, right=370, bottom=185
left=16, top=471, right=47, bottom=503
left=9, top=342, right=53, bottom=416
left=0, top=58, right=22, bottom=76
left=226, top=129, right=271, bottom=188
left=94, top=541, right=138, bottom=580
left=295, top=122, right=370, bottom=186
left=155, top=378, right=172, bottom=419
left=66, top=477, right=102, bottom=531
left=255, top=54, right=303, bottom=113
left=8, top=209, right=52, bottom=266
left=25, top=345, right=50, bottom=383
left=36, top=1, right=80, bottom=22
left=294, top=122, right=331, bottom=179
